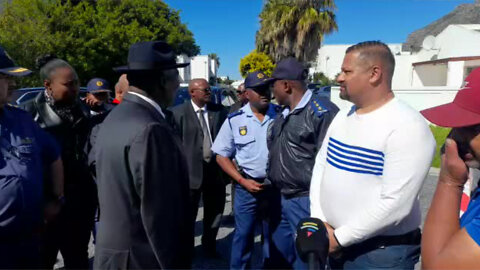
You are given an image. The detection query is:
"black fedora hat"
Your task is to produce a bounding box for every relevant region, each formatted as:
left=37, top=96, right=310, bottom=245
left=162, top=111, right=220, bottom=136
left=114, top=41, right=189, bottom=73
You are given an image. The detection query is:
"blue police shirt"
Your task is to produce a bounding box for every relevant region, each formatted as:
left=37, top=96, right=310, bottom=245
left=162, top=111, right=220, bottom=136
left=460, top=186, right=480, bottom=246
left=0, top=105, right=60, bottom=236
left=212, top=103, right=278, bottom=178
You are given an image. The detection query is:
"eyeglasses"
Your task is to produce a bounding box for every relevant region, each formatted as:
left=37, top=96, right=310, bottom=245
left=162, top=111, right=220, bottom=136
left=236, top=90, right=245, bottom=94
left=194, top=88, right=211, bottom=93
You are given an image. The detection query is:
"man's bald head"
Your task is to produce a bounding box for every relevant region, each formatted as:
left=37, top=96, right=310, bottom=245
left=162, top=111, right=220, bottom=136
left=346, top=41, right=395, bottom=85
left=189, top=78, right=211, bottom=106
left=188, top=78, right=209, bottom=91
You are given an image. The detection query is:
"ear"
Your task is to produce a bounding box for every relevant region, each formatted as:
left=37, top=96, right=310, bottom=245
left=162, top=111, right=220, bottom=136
left=284, top=80, right=293, bottom=95
left=369, top=65, right=382, bottom=84
left=244, top=90, right=251, bottom=101
left=44, top=80, right=51, bottom=90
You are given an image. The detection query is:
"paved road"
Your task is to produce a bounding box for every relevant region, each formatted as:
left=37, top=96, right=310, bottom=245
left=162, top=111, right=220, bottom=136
left=55, top=169, right=440, bottom=269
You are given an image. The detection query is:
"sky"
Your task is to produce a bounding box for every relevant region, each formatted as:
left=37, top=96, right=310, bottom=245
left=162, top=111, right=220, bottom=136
left=163, top=0, right=475, bottom=80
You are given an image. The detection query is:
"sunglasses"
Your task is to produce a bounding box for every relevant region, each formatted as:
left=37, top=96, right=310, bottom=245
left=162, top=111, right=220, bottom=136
left=236, top=90, right=245, bottom=94
left=194, top=88, right=211, bottom=93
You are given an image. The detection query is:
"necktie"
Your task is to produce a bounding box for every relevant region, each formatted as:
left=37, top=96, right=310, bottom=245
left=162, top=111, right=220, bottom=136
left=198, top=109, right=212, bottom=162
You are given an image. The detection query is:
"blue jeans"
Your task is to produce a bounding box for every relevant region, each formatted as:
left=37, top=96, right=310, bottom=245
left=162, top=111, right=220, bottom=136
left=231, top=184, right=284, bottom=270
left=270, top=195, right=310, bottom=269
left=330, top=244, right=420, bottom=270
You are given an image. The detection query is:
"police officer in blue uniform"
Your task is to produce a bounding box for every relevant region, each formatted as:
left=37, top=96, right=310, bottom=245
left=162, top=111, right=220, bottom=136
left=0, top=46, right=63, bottom=268
left=267, top=58, right=339, bottom=269
left=212, top=71, right=282, bottom=269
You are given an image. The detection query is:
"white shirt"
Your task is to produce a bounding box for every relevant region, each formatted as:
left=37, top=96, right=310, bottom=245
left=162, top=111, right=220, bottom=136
left=129, top=92, right=165, bottom=119
left=309, top=98, right=435, bottom=247
left=191, top=100, right=212, bottom=143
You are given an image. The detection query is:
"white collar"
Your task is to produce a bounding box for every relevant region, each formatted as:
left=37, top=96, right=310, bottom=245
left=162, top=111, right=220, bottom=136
left=129, top=92, right=165, bottom=119
left=191, top=99, right=207, bottom=113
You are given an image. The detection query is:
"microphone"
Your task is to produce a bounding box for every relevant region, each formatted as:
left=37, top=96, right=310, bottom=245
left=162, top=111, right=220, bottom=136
left=296, top=217, right=329, bottom=270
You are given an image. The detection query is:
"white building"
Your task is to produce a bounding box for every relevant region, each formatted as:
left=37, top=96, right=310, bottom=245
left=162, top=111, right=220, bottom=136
left=312, top=24, right=480, bottom=112
left=177, top=54, right=219, bottom=84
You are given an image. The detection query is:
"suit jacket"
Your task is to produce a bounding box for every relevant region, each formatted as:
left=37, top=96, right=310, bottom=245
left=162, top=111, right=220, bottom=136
left=93, top=93, right=192, bottom=269
left=169, top=101, right=227, bottom=189
left=20, top=92, right=97, bottom=208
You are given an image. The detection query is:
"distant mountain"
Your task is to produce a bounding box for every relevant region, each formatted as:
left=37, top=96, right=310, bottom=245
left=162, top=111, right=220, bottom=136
left=403, top=1, right=480, bottom=52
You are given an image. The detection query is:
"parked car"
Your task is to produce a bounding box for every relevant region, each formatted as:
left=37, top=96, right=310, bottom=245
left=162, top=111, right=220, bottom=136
left=10, top=87, right=89, bottom=105
left=173, top=86, right=237, bottom=107
left=307, top=84, right=331, bottom=100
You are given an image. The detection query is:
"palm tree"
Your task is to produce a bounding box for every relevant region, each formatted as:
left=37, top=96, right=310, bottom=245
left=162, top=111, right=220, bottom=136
left=208, top=53, right=220, bottom=68
left=256, top=0, right=337, bottom=63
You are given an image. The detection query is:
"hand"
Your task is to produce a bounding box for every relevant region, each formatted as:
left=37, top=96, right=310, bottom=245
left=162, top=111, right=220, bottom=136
left=324, top=222, right=341, bottom=254
left=239, top=178, right=263, bottom=193
left=85, top=95, right=101, bottom=107
left=44, top=200, right=62, bottom=223
left=440, top=139, right=469, bottom=187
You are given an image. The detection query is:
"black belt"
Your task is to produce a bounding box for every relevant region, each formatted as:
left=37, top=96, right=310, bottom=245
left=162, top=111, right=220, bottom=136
left=239, top=170, right=267, bottom=184
left=341, top=228, right=421, bottom=257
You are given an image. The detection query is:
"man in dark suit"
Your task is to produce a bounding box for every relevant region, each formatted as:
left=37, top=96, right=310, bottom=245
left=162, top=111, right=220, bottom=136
left=169, top=78, right=228, bottom=257
left=229, top=83, right=247, bottom=113
left=92, top=41, right=192, bottom=269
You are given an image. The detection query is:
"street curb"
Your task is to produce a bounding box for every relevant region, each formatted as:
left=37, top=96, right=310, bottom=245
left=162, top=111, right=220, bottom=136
left=429, top=167, right=440, bottom=175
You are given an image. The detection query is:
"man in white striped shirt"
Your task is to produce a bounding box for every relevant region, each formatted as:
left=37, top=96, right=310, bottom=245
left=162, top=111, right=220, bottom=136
left=309, top=41, right=435, bottom=269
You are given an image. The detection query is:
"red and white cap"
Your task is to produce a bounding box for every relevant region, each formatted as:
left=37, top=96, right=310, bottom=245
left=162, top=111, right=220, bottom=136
left=421, top=67, right=480, bottom=127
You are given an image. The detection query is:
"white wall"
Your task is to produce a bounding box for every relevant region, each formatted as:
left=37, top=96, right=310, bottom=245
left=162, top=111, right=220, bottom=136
left=330, top=86, right=458, bottom=113
left=190, top=55, right=210, bottom=81
left=176, top=55, right=218, bottom=83
left=176, top=54, right=191, bottom=83
left=412, top=64, right=448, bottom=87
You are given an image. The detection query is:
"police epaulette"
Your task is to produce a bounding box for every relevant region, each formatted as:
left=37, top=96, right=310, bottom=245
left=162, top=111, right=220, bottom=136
left=228, top=110, right=244, bottom=119
left=310, top=98, right=328, bottom=118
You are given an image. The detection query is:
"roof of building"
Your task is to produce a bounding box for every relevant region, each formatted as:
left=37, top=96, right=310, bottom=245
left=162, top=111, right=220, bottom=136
left=403, top=1, right=480, bottom=52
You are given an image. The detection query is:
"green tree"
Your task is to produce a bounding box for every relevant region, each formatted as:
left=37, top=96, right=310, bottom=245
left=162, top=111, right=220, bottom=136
left=0, top=0, right=200, bottom=87
left=208, top=53, right=220, bottom=68
left=239, top=50, right=275, bottom=78
left=256, top=0, right=337, bottom=63
left=309, top=71, right=337, bottom=86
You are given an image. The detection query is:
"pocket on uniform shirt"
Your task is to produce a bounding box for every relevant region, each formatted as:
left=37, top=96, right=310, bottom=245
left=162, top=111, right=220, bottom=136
left=234, top=135, right=256, bottom=159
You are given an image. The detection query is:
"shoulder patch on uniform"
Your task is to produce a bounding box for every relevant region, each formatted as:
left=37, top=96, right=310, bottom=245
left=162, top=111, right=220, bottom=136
left=228, top=110, right=244, bottom=119
left=310, top=98, right=329, bottom=118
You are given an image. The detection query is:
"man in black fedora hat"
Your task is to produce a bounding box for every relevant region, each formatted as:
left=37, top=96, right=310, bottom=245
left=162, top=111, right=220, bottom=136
left=93, top=41, right=193, bottom=269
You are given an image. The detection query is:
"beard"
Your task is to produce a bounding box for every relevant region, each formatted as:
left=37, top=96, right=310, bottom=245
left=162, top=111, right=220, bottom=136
left=339, top=86, right=350, bottom=101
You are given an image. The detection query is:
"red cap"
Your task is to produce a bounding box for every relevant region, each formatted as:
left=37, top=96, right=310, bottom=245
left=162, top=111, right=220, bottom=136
left=421, top=67, right=480, bottom=127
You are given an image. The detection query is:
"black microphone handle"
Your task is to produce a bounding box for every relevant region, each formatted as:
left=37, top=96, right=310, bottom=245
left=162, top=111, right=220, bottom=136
left=307, top=252, right=321, bottom=270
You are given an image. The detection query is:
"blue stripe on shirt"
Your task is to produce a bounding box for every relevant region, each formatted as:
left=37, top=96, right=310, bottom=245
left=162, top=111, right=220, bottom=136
left=328, top=141, right=384, bottom=162
left=327, top=157, right=383, bottom=176
left=327, top=146, right=384, bottom=167
left=327, top=152, right=383, bottom=173
left=330, top=137, right=385, bottom=157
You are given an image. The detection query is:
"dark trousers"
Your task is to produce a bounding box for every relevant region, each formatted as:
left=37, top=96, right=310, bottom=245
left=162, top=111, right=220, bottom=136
left=329, top=244, right=420, bottom=269
left=190, top=163, right=226, bottom=252
left=0, top=237, right=41, bottom=269
left=42, top=202, right=96, bottom=269
left=231, top=183, right=286, bottom=270
left=271, top=195, right=310, bottom=269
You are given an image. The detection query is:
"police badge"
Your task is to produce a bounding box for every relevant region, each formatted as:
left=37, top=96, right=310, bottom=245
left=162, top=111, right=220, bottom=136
left=239, top=126, right=247, bottom=136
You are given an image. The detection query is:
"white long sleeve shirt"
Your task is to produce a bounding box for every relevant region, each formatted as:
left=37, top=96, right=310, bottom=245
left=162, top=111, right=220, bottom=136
left=310, top=98, right=435, bottom=247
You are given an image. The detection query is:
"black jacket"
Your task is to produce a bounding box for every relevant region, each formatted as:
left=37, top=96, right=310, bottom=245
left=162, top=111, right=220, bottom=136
left=267, top=91, right=339, bottom=198
left=93, top=93, right=192, bottom=269
left=169, top=101, right=228, bottom=189
left=20, top=92, right=97, bottom=208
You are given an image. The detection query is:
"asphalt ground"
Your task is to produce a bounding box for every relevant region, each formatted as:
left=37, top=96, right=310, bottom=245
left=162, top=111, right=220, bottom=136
left=54, top=169, right=440, bottom=269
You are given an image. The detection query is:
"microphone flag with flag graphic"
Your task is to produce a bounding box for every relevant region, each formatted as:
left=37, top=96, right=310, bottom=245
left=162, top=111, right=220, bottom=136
left=296, top=217, right=329, bottom=268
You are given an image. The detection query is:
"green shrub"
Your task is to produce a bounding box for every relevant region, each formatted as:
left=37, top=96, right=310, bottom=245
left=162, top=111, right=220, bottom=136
left=429, top=125, right=451, bottom=168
